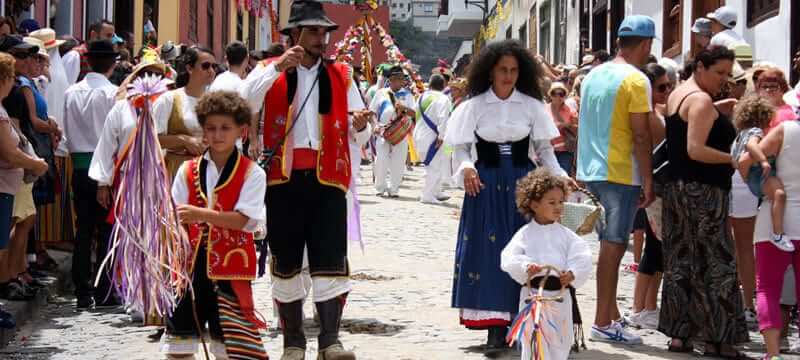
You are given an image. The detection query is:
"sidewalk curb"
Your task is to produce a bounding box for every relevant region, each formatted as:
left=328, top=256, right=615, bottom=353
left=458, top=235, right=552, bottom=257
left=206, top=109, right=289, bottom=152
left=0, top=250, right=72, bottom=348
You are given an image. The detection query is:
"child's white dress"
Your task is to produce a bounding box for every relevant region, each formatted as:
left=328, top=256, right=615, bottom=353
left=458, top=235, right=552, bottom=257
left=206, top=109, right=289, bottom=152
left=500, top=220, right=593, bottom=360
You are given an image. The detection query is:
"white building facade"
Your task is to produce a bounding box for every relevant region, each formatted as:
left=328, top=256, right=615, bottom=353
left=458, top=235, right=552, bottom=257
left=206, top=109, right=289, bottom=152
left=412, top=0, right=441, bottom=31
left=391, top=0, right=413, bottom=21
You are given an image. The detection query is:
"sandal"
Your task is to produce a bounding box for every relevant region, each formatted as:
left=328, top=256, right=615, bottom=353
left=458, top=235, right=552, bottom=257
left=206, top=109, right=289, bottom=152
left=668, top=338, right=694, bottom=353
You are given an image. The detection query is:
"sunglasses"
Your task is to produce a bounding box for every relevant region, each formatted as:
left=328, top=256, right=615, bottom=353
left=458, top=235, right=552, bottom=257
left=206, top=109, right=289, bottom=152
left=655, top=83, right=674, bottom=93
left=551, top=91, right=566, bottom=97
left=200, top=61, right=216, bottom=70
left=11, top=51, right=31, bottom=59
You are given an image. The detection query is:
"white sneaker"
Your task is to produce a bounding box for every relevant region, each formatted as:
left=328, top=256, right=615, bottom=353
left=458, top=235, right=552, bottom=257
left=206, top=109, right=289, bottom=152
left=590, top=321, right=643, bottom=345
left=744, top=308, right=757, bottom=324
left=772, top=233, right=795, bottom=252
left=627, top=310, right=658, bottom=330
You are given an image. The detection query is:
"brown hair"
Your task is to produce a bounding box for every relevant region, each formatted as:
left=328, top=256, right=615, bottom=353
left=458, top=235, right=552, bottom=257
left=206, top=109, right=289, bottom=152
left=515, top=168, right=569, bottom=219
left=196, top=91, right=252, bottom=126
left=0, top=17, right=16, bottom=34
left=734, top=95, right=775, bottom=131
left=754, top=67, right=790, bottom=93
left=0, top=53, right=16, bottom=82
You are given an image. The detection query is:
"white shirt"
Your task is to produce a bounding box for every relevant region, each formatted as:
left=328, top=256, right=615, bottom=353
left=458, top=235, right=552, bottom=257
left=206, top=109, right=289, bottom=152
left=172, top=152, right=267, bottom=233
left=500, top=220, right=593, bottom=289
left=412, top=90, right=451, bottom=147
left=153, top=88, right=202, bottom=137
left=240, top=60, right=370, bottom=150
left=709, top=29, right=747, bottom=49
left=209, top=71, right=244, bottom=93
left=63, top=72, right=118, bottom=153
left=444, top=89, right=566, bottom=181
left=88, top=100, right=138, bottom=186
left=62, top=49, right=81, bottom=85
left=756, top=121, right=800, bottom=242
left=369, top=87, right=416, bottom=125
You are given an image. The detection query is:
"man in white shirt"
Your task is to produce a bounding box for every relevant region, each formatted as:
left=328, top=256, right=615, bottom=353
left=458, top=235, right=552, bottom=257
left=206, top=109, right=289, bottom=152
left=707, top=6, right=748, bottom=49
left=209, top=41, right=249, bottom=92
left=414, top=74, right=452, bottom=204
left=369, top=65, right=416, bottom=198
left=62, top=39, right=119, bottom=311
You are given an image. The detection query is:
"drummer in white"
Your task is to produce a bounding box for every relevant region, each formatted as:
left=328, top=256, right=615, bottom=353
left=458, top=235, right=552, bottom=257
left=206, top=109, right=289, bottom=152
left=369, top=65, right=416, bottom=198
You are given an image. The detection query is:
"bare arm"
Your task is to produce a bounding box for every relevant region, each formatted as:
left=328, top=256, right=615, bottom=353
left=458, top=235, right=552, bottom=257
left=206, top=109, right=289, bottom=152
left=686, top=96, right=731, bottom=164
left=177, top=205, right=250, bottom=231
left=0, top=121, right=47, bottom=172
left=744, top=136, right=769, bottom=164
left=648, top=111, right=665, bottom=145
left=740, top=125, right=784, bottom=171
left=630, top=111, right=654, bottom=207
left=22, top=87, right=53, bottom=133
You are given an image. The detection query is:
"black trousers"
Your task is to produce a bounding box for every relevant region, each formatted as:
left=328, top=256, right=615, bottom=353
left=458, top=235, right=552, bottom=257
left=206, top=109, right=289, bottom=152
left=70, top=168, right=112, bottom=299
left=167, top=246, right=229, bottom=340
left=266, top=170, right=348, bottom=279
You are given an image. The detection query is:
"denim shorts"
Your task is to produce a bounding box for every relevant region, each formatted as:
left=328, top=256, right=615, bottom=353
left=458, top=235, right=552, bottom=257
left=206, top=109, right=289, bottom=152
left=746, top=158, right=777, bottom=199
left=585, top=181, right=642, bottom=245
left=0, top=193, right=14, bottom=249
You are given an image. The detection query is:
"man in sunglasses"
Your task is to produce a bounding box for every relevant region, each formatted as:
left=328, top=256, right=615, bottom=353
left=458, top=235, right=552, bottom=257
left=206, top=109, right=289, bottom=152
left=240, top=1, right=371, bottom=359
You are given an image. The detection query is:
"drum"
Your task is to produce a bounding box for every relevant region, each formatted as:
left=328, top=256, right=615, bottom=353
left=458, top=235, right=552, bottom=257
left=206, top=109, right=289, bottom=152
left=382, top=116, right=414, bottom=145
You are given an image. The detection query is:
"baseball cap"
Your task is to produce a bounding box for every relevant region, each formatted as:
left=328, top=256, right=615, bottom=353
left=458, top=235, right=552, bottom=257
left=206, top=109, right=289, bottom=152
left=691, top=18, right=713, bottom=36
left=0, top=35, right=39, bottom=55
left=617, top=15, right=656, bottom=38
left=111, top=33, right=124, bottom=45
left=707, top=6, right=737, bottom=29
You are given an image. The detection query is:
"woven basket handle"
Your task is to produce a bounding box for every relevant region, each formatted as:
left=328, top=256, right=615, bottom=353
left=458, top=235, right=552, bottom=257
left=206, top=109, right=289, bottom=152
left=575, top=187, right=602, bottom=208
left=525, top=264, right=566, bottom=301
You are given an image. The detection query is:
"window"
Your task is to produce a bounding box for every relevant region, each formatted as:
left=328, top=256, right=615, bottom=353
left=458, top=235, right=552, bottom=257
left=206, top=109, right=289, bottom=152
left=539, top=1, right=551, bottom=62
left=221, top=0, right=229, bottom=48
left=189, top=0, right=198, bottom=43
left=207, top=0, right=214, bottom=49
left=554, top=0, right=567, bottom=64
left=236, top=11, right=243, bottom=41
left=529, top=3, right=537, bottom=53
left=393, top=3, right=397, bottom=8
left=424, top=4, right=433, bottom=13
left=519, top=24, right=527, bottom=47
left=662, top=0, right=682, bottom=58
left=408, top=3, right=411, bottom=11
left=248, top=12, right=256, bottom=51
left=748, top=0, right=780, bottom=27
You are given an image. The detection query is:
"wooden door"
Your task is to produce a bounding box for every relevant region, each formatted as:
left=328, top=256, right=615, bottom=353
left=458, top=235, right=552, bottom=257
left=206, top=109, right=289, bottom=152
left=691, top=0, right=724, bottom=57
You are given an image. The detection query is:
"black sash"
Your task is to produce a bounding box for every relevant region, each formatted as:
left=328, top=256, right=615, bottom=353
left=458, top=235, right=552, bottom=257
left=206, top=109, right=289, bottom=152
left=474, top=134, right=531, bottom=168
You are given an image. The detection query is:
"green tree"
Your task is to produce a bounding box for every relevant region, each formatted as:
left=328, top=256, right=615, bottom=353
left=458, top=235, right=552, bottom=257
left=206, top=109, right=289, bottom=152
left=389, top=20, right=432, bottom=64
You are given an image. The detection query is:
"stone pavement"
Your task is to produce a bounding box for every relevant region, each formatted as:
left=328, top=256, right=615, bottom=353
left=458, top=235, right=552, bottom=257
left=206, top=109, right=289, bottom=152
left=2, top=165, right=798, bottom=359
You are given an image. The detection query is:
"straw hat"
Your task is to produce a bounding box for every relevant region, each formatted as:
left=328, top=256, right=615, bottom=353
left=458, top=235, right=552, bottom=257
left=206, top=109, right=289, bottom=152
left=28, top=28, right=65, bottom=50
left=23, top=37, right=49, bottom=58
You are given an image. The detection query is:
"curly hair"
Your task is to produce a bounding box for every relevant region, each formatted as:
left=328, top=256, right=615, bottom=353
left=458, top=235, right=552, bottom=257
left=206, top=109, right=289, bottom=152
left=467, top=40, right=544, bottom=100
left=734, top=95, right=775, bottom=131
left=515, top=168, right=569, bottom=219
left=196, top=91, right=252, bottom=126
left=0, top=53, right=15, bottom=82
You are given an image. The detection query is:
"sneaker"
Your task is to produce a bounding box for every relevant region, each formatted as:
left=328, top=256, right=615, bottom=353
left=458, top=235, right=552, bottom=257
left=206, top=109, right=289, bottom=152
left=420, top=197, right=443, bottom=205
left=627, top=310, right=658, bottom=330
left=771, top=233, right=795, bottom=252
left=435, top=194, right=451, bottom=201
left=1, top=281, right=36, bottom=301
left=590, top=321, right=643, bottom=345
left=616, top=316, right=631, bottom=328
left=623, top=263, right=639, bottom=273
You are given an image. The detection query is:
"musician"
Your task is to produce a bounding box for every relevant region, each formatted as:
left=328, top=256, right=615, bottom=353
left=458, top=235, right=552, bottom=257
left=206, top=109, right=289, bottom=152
left=413, top=74, right=452, bottom=204
left=239, top=1, right=371, bottom=359
left=369, top=65, right=416, bottom=198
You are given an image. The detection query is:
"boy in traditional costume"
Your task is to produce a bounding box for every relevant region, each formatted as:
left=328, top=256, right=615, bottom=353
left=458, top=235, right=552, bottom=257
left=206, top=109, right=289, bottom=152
left=239, top=1, right=371, bottom=358
left=161, top=91, right=268, bottom=360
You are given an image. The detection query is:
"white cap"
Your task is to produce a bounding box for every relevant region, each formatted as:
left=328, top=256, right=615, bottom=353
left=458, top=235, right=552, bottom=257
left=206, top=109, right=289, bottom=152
left=707, top=6, right=738, bottom=29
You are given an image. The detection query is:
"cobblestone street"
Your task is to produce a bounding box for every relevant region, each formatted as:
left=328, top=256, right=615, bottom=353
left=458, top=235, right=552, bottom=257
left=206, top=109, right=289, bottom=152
left=2, top=166, right=795, bottom=359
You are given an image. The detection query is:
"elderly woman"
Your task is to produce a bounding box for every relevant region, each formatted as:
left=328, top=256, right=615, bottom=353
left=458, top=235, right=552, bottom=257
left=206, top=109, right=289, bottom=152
left=445, top=40, right=567, bottom=355
left=0, top=53, right=47, bottom=317
left=659, top=46, right=748, bottom=357
left=546, top=81, right=578, bottom=176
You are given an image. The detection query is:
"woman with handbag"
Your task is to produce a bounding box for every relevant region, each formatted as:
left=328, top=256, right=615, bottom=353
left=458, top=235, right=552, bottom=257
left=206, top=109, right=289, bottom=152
left=445, top=40, right=568, bottom=356
left=0, top=53, right=48, bottom=316
left=153, top=46, right=216, bottom=180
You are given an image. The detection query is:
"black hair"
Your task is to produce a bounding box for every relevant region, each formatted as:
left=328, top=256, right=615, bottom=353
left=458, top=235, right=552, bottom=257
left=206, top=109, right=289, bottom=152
left=225, top=41, right=248, bottom=67
left=467, top=40, right=544, bottom=100
left=88, top=19, right=114, bottom=37
left=680, top=61, right=694, bottom=81
left=592, top=49, right=611, bottom=63
left=693, top=45, right=735, bottom=73
left=429, top=74, right=446, bottom=91
left=641, top=63, right=666, bottom=84
left=647, top=54, right=658, bottom=64
left=263, top=44, right=286, bottom=59
left=175, top=46, right=214, bottom=88
left=88, top=55, right=116, bottom=74
left=617, top=36, right=651, bottom=49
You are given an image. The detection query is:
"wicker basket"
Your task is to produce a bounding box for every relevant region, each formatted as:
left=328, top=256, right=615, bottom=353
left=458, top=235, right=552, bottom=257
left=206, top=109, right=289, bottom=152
left=560, top=187, right=604, bottom=236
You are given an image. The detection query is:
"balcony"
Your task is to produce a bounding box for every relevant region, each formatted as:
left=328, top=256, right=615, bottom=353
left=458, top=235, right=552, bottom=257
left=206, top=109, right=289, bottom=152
left=436, top=4, right=484, bottom=37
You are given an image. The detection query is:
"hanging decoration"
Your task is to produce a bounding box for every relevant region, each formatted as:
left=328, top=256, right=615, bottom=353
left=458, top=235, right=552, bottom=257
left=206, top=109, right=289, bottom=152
left=479, top=0, right=511, bottom=42
left=94, top=75, right=194, bottom=320
left=237, top=0, right=269, bottom=18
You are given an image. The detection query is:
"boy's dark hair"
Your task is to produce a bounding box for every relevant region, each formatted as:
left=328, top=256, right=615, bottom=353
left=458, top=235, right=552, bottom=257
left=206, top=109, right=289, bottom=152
left=429, top=74, right=446, bottom=91
left=225, top=41, right=249, bottom=67
left=88, top=55, right=116, bottom=74
left=617, top=36, right=651, bottom=50
left=196, top=91, right=252, bottom=127
left=89, top=19, right=114, bottom=37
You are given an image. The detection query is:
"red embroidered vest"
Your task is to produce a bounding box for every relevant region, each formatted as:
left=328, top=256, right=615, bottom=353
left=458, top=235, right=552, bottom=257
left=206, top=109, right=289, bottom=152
left=261, top=60, right=352, bottom=192
left=184, top=153, right=257, bottom=280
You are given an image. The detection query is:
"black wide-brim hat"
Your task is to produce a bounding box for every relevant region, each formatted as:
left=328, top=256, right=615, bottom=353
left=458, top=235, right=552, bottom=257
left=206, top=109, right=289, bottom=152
left=86, top=39, right=119, bottom=57
left=280, top=0, right=339, bottom=35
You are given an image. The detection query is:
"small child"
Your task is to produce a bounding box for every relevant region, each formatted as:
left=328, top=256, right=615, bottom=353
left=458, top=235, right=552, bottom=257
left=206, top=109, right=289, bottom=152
left=731, top=96, right=792, bottom=251
left=500, top=169, right=592, bottom=360
left=161, top=91, right=269, bottom=359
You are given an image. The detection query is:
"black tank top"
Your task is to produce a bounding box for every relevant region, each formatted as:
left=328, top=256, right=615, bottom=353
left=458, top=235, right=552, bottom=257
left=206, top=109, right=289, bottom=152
left=665, top=91, right=736, bottom=190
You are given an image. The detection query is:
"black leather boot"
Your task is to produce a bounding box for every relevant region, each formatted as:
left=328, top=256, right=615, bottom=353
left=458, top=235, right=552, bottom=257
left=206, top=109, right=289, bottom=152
left=485, top=326, right=509, bottom=357
left=277, top=299, right=306, bottom=360
left=315, top=294, right=355, bottom=360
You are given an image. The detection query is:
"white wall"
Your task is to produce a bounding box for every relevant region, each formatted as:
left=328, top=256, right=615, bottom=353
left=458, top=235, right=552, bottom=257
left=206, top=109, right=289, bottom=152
left=564, top=0, right=581, bottom=65
left=628, top=0, right=664, bottom=58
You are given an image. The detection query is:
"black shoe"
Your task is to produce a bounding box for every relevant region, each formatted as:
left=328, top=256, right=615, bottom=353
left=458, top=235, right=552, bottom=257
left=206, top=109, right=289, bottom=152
left=484, top=326, right=509, bottom=357
left=76, top=296, right=96, bottom=310
left=147, top=328, right=165, bottom=341
left=94, top=295, right=122, bottom=310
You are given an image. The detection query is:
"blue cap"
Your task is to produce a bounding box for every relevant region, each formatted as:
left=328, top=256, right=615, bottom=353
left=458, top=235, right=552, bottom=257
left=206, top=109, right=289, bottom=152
left=617, top=15, right=656, bottom=38
left=112, top=33, right=124, bottom=45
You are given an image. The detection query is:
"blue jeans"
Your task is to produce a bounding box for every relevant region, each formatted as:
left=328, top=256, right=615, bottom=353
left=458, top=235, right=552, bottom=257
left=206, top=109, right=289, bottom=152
left=555, top=151, right=574, bottom=176
left=584, top=181, right=641, bottom=245
left=0, top=193, right=12, bottom=249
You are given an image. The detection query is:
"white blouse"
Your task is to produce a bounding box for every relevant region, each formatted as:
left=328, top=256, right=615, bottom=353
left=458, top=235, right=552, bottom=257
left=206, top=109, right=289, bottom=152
left=500, top=220, right=593, bottom=289
left=153, top=88, right=202, bottom=137
left=444, top=89, right=566, bottom=182
left=88, top=100, right=138, bottom=186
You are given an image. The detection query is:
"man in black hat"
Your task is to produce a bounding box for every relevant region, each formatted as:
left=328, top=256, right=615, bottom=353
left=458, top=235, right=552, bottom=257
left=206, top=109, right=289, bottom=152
left=240, top=1, right=370, bottom=359
left=62, top=39, right=120, bottom=310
